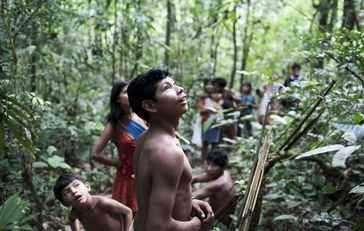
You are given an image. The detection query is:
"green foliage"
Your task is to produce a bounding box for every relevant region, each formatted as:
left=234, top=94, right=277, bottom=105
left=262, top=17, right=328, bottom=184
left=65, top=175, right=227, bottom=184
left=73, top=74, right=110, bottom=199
left=0, top=194, right=33, bottom=230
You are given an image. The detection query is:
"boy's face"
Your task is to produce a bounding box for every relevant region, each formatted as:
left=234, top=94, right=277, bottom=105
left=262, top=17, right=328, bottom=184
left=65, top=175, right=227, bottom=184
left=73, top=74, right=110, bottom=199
left=151, top=77, right=188, bottom=119
left=61, top=180, right=90, bottom=207
left=292, top=67, right=300, bottom=77
left=205, top=160, right=224, bottom=178
left=204, top=83, right=214, bottom=94
left=213, top=83, right=223, bottom=93
left=243, top=85, right=250, bottom=93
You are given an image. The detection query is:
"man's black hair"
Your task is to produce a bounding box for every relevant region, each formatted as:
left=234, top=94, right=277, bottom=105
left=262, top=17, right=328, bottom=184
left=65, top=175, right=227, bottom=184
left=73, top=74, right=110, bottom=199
left=53, top=173, right=84, bottom=204
left=127, top=68, right=171, bottom=122
left=291, top=63, right=301, bottom=70
left=207, top=150, right=228, bottom=168
left=213, top=77, right=227, bottom=88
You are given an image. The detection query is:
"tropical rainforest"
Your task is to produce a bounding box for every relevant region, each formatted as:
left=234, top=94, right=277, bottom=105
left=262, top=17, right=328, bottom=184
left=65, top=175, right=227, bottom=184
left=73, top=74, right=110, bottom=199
left=0, top=0, right=363, bottom=230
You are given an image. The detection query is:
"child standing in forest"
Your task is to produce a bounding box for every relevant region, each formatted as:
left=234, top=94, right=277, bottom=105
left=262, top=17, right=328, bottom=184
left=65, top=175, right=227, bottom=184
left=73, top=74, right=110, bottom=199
left=53, top=174, right=132, bottom=231
left=192, top=78, right=222, bottom=161
left=239, top=82, right=257, bottom=137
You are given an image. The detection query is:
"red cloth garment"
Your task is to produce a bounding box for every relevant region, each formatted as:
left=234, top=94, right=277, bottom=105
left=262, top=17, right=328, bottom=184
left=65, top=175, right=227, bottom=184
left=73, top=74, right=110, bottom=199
left=111, top=120, right=143, bottom=212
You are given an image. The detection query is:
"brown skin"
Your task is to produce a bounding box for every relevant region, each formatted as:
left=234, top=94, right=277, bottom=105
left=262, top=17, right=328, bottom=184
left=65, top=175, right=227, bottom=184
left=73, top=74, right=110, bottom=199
left=133, top=77, right=214, bottom=231
left=61, top=180, right=132, bottom=231
left=90, top=85, right=147, bottom=169
left=192, top=162, right=235, bottom=226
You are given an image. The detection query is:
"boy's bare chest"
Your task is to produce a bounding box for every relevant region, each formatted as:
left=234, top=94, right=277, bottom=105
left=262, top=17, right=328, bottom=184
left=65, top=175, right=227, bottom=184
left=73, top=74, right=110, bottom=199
left=77, top=209, right=120, bottom=231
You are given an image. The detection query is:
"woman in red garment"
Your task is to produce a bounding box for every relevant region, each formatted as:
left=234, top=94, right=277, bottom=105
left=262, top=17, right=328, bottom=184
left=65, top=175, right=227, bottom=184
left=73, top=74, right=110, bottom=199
left=91, top=81, right=147, bottom=213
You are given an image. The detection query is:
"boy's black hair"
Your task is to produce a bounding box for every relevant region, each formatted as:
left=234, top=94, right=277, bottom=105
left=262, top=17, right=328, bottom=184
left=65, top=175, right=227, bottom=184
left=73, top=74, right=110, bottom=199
left=127, top=68, right=171, bottom=123
left=207, top=150, right=228, bottom=168
left=242, top=82, right=252, bottom=89
left=213, top=77, right=227, bottom=88
left=291, top=63, right=301, bottom=70
left=53, top=173, right=84, bottom=204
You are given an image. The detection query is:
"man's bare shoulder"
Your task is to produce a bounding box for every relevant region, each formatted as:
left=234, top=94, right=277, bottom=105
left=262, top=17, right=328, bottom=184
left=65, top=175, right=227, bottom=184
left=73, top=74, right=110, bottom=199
left=143, top=133, right=182, bottom=156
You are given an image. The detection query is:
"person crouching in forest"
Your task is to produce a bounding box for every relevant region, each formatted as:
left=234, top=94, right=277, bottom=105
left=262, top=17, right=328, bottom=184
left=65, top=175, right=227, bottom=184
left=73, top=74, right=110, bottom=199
left=90, top=80, right=147, bottom=214
left=192, top=78, right=222, bottom=161
left=239, top=82, right=257, bottom=137
left=53, top=174, right=132, bottom=231
left=192, top=150, right=235, bottom=228
left=127, top=68, right=214, bottom=231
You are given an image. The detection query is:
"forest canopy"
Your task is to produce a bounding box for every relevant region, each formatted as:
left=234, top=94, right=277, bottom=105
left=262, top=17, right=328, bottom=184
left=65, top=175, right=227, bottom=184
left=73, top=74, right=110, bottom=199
left=0, top=0, right=363, bottom=230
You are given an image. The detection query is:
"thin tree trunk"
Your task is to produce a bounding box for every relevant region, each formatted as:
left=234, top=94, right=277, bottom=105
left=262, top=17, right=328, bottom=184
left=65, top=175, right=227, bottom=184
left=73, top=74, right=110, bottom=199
left=164, top=0, right=173, bottom=67
left=21, top=150, right=43, bottom=230
left=209, top=0, right=222, bottom=76
left=30, top=53, right=36, bottom=92
left=111, top=0, right=117, bottom=83
left=229, top=5, right=238, bottom=89
left=328, top=0, right=338, bottom=33
left=342, top=0, right=360, bottom=30
left=131, top=0, right=143, bottom=78
left=240, top=0, right=252, bottom=91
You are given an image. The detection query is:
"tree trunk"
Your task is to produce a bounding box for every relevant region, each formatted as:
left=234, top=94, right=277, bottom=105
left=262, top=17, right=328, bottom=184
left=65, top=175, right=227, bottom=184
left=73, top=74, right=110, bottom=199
left=229, top=6, right=238, bottom=89
left=240, top=0, right=252, bottom=91
left=164, top=0, right=173, bottom=67
left=30, top=53, right=36, bottom=92
left=111, top=0, right=118, bottom=83
left=342, top=0, right=360, bottom=30
left=209, top=0, right=222, bottom=76
left=131, top=0, right=143, bottom=77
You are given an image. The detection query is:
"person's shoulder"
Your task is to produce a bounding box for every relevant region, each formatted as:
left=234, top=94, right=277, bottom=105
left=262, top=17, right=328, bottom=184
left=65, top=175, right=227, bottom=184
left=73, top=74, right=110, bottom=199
left=92, top=195, right=116, bottom=209
left=69, top=207, right=80, bottom=220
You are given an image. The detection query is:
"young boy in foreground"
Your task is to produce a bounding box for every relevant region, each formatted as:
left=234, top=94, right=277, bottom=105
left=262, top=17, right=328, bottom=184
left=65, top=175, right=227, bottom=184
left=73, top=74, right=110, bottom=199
left=53, top=174, right=132, bottom=231
left=192, top=150, right=235, bottom=227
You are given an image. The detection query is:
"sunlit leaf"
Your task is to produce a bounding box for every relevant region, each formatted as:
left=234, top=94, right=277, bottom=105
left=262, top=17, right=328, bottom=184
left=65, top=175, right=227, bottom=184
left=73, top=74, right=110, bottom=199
left=273, top=214, right=297, bottom=222
left=332, top=145, right=361, bottom=168
left=295, top=144, right=344, bottom=160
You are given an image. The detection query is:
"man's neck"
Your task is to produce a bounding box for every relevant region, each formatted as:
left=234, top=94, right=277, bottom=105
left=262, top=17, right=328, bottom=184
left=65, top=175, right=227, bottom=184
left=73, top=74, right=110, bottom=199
left=149, top=116, right=179, bottom=136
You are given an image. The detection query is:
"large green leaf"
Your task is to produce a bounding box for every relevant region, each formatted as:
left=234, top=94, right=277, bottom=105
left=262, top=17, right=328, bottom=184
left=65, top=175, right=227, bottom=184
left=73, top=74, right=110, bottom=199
left=351, top=183, right=364, bottom=194
left=273, top=214, right=298, bottom=222
left=295, top=144, right=344, bottom=160
left=332, top=145, right=361, bottom=168
left=0, top=194, right=27, bottom=230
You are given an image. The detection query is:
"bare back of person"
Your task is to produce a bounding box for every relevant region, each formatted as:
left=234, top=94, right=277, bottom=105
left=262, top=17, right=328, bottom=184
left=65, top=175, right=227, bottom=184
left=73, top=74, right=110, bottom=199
left=71, top=196, right=123, bottom=231
left=133, top=128, right=193, bottom=231
left=208, top=171, right=235, bottom=211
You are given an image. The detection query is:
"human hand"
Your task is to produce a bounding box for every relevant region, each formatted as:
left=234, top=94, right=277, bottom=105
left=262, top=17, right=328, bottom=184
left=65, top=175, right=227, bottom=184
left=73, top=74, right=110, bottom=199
left=191, top=199, right=214, bottom=225
left=190, top=216, right=202, bottom=231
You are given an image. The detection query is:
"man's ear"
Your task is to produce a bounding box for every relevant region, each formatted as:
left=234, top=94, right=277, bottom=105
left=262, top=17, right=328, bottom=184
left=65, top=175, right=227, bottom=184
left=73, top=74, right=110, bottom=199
left=85, top=182, right=91, bottom=192
left=142, top=99, right=157, bottom=113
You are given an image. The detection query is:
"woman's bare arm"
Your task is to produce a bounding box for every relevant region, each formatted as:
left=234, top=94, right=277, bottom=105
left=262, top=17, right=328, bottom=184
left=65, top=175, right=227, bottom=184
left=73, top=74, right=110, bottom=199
left=90, top=123, right=122, bottom=168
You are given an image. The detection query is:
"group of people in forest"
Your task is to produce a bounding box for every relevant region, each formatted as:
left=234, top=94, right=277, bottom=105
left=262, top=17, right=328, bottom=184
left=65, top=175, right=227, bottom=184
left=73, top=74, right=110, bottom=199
left=192, top=63, right=302, bottom=158
left=52, top=64, right=302, bottom=231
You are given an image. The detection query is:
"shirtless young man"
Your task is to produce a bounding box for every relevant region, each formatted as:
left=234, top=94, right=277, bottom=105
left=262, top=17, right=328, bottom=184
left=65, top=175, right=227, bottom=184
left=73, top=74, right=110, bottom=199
left=53, top=174, right=132, bottom=231
left=127, top=68, right=214, bottom=231
left=192, top=150, right=235, bottom=227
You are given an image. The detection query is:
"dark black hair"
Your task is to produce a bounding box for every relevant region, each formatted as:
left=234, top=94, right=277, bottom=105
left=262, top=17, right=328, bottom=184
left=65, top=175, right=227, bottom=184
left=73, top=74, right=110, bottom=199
left=53, top=174, right=84, bottom=204
left=207, top=150, right=228, bottom=168
left=213, top=77, right=227, bottom=88
left=203, top=78, right=212, bottom=86
left=127, top=68, right=171, bottom=122
left=106, top=80, right=130, bottom=129
left=243, top=82, right=252, bottom=93
left=291, top=63, right=301, bottom=70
